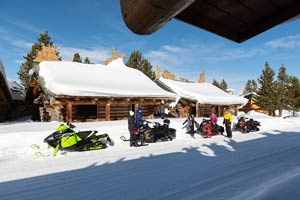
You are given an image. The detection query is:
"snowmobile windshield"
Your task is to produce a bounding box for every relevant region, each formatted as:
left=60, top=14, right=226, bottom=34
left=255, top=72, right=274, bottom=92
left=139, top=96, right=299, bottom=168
left=56, top=124, right=71, bottom=133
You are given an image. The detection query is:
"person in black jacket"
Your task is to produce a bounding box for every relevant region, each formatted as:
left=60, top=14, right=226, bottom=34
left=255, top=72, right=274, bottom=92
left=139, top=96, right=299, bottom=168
left=128, top=111, right=137, bottom=147
left=160, top=100, right=165, bottom=119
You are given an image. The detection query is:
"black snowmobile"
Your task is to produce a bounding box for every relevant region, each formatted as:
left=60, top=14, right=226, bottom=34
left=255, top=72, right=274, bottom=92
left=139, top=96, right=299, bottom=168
left=120, top=119, right=176, bottom=144
left=44, top=123, right=113, bottom=156
left=141, top=119, right=176, bottom=143
left=195, top=119, right=224, bottom=138
left=234, top=117, right=261, bottom=133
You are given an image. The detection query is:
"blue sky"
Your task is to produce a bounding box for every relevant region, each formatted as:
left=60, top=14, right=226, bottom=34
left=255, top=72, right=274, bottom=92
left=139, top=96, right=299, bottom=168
left=1, top=0, right=300, bottom=94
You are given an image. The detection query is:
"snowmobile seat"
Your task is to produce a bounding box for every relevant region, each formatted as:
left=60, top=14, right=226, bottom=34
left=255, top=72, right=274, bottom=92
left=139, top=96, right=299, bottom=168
left=76, top=131, right=97, bottom=140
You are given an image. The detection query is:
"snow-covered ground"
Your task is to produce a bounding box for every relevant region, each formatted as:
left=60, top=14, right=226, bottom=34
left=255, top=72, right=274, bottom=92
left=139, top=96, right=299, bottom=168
left=1, top=112, right=300, bottom=200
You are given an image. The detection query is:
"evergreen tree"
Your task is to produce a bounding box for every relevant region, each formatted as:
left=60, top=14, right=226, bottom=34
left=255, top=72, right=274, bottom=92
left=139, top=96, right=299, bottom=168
left=257, top=62, right=276, bottom=116
left=243, top=79, right=258, bottom=94
left=286, top=76, right=300, bottom=116
left=126, top=50, right=155, bottom=80
left=275, top=64, right=289, bottom=116
left=18, top=31, right=60, bottom=89
left=219, top=79, right=228, bottom=91
left=212, top=79, right=220, bottom=88
left=83, top=57, right=91, bottom=64
left=72, top=53, right=82, bottom=63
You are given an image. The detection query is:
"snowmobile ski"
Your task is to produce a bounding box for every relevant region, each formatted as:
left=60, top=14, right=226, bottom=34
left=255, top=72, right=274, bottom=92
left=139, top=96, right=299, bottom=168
left=120, top=136, right=148, bottom=146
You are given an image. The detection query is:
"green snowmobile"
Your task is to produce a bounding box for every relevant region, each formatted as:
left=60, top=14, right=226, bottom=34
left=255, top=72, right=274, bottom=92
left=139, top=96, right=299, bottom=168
left=44, top=123, right=113, bottom=156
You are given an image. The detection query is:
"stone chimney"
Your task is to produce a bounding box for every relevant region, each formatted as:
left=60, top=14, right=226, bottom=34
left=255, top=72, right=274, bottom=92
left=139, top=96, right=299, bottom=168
left=162, top=70, right=175, bottom=80
left=33, top=44, right=60, bottom=63
left=198, top=71, right=205, bottom=83
left=156, top=65, right=161, bottom=79
left=105, top=48, right=126, bottom=65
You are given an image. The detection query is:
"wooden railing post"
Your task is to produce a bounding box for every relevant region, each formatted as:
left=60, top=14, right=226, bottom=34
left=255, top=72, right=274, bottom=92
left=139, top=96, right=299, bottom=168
left=66, top=101, right=72, bottom=123
left=234, top=105, right=238, bottom=116
left=134, top=103, right=139, bottom=115
left=105, top=103, right=111, bottom=121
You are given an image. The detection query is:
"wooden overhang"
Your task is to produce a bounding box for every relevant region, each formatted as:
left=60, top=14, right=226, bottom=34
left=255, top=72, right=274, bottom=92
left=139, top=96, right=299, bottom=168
left=120, top=0, right=300, bottom=43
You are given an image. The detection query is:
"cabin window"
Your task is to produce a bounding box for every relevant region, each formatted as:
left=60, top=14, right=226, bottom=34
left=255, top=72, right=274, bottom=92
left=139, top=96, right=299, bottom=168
left=77, top=105, right=97, bottom=119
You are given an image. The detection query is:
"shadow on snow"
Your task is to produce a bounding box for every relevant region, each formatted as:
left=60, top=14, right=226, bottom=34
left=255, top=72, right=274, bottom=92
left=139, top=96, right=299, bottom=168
left=1, top=131, right=300, bottom=200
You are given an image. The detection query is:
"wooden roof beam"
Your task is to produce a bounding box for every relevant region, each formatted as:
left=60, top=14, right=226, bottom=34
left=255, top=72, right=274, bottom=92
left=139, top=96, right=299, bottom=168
left=120, top=0, right=195, bottom=35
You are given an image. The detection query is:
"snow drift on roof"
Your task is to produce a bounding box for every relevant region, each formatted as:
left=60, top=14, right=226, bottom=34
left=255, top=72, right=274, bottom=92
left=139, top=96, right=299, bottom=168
left=38, top=58, right=176, bottom=98
left=159, top=77, right=247, bottom=105
left=7, top=79, right=25, bottom=101
left=0, top=60, right=12, bottom=100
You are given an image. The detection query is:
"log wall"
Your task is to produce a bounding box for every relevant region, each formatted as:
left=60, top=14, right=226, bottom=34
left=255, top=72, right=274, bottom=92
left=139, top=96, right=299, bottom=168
left=41, top=97, right=173, bottom=122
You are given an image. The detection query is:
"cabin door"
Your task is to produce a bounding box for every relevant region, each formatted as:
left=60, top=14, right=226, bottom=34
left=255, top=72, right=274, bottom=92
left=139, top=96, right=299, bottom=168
left=190, top=105, right=196, bottom=116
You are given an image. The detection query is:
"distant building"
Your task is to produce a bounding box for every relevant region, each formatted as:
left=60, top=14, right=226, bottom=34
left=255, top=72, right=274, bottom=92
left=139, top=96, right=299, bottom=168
left=156, top=77, right=247, bottom=117
left=238, top=92, right=266, bottom=114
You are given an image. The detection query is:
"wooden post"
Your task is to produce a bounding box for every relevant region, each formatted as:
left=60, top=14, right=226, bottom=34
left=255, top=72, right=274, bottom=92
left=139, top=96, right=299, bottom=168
left=134, top=103, right=139, bottom=115
left=234, top=105, right=238, bottom=116
left=66, top=101, right=72, bottom=123
left=196, top=103, right=199, bottom=118
left=105, top=103, right=110, bottom=121
left=210, top=106, right=214, bottom=114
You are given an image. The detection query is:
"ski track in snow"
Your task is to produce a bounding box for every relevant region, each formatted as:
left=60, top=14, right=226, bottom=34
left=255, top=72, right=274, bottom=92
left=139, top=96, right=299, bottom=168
left=0, top=116, right=300, bottom=200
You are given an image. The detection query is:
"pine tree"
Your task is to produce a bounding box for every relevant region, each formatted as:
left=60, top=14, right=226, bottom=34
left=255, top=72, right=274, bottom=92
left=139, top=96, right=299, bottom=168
left=126, top=50, right=155, bottom=80
left=275, top=64, right=289, bottom=116
left=18, top=30, right=60, bottom=89
left=243, top=79, right=258, bottom=94
left=220, top=79, right=228, bottom=91
left=83, top=57, right=91, bottom=64
left=286, top=76, right=300, bottom=116
left=257, top=62, right=276, bottom=116
left=212, top=79, right=220, bottom=88
left=72, top=53, right=82, bottom=63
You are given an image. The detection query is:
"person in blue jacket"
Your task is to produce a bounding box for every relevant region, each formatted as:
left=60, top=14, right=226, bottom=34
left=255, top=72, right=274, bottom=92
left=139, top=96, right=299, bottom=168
left=135, top=106, right=143, bottom=128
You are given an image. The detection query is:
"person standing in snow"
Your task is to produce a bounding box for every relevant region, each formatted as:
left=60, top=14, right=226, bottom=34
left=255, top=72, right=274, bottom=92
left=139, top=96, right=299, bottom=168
left=210, top=112, right=218, bottom=134
left=183, top=115, right=195, bottom=136
left=223, top=109, right=233, bottom=138
left=160, top=100, right=166, bottom=119
left=128, top=110, right=137, bottom=147
left=210, top=112, right=218, bottom=124
left=135, top=106, right=143, bottom=128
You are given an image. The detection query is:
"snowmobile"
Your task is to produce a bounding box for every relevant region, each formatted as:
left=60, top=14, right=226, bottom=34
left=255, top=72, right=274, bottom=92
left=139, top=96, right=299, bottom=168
left=195, top=119, right=224, bottom=138
left=141, top=119, right=176, bottom=143
left=120, top=119, right=176, bottom=144
left=44, top=123, right=113, bottom=156
left=234, top=117, right=261, bottom=133
left=120, top=127, right=148, bottom=147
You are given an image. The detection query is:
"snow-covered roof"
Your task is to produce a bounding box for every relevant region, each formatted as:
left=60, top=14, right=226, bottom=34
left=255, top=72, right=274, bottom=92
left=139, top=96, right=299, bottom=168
left=243, top=92, right=258, bottom=99
left=0, top=60, right=12, bottom=101
left=7, top=79, right=25, bottom=101
left=158, top=77, right=247, bottom=105
left=1, top=60, right=24, bottom=101
left=37, top=58, right=176, bottom=98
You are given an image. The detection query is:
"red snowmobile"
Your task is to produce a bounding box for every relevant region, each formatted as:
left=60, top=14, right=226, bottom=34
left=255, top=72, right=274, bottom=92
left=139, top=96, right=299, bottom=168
left=234, top=117, right=260, bottom=133
left=195, top=119, right=224, bottom=138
